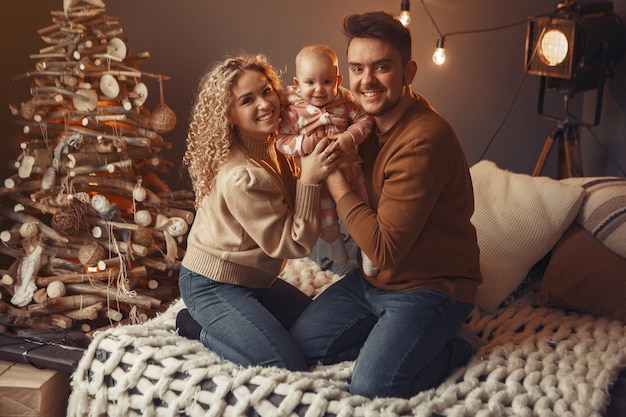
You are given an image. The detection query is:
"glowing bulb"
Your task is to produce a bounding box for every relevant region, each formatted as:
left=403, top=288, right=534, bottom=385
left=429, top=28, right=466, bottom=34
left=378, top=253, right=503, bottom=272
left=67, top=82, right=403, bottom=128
left=399, top=10, right=411, bottom=27
left=539, top=29, right=568, bottom=66
left=432, top=38, right=446, bottom=66
left=398, top=0, right=411, bottom=27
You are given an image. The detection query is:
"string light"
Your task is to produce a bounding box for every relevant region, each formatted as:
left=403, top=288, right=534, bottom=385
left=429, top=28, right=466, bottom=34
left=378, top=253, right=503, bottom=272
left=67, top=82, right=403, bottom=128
left=432, top=37, right=446, bottom=65
left=417, top=0, right=531, bottom=66
left=398, top=0, right=411, bottom=27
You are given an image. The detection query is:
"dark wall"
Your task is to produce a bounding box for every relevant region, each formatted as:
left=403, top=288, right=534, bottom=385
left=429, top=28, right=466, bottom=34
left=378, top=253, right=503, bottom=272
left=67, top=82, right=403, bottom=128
left=2, top=0, right=624, bottom=191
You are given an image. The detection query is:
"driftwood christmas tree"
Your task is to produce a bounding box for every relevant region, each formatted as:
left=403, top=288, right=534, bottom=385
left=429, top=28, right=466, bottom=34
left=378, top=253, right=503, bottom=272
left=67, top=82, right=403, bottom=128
left=0, top=0, right=193, bottom=337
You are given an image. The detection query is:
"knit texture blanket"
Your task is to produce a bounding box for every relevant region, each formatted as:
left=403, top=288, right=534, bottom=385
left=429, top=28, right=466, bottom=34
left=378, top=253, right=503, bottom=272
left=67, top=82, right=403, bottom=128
left=67, top=258, right=626, bottom=417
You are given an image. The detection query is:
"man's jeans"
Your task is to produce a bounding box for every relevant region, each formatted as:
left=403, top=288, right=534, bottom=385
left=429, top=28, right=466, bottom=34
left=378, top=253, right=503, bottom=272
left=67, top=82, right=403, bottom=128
left=290, top=268, right=474, bottom=398
left=178, top=266, right=311, bottom=371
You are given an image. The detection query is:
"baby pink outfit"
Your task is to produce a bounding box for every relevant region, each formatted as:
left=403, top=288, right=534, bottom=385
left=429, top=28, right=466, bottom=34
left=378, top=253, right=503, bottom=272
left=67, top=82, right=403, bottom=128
left=278, top=86, right=377, bottom=274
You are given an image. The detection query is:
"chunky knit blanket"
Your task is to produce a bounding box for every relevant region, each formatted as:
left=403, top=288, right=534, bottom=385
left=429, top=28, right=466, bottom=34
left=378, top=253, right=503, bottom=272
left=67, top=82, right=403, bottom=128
left=67, top=258, right=626, bottom=417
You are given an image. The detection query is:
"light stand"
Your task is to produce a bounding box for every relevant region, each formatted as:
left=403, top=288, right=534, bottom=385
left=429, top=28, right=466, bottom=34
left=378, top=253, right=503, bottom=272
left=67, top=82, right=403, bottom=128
left=524, top=1, right=625, bottom=178
left=532, top=120, right=583, bottom=178
left=530, top=71, right=602, bottom=178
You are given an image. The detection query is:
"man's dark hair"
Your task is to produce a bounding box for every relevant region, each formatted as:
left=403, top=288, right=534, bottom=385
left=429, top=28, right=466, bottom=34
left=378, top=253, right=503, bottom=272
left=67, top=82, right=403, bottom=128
left=343, top=11, right=412, bottom=65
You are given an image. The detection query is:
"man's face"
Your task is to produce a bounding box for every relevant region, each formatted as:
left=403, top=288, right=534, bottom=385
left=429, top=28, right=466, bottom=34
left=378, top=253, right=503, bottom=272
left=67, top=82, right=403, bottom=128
left=346, top=37, right=408, bottom=118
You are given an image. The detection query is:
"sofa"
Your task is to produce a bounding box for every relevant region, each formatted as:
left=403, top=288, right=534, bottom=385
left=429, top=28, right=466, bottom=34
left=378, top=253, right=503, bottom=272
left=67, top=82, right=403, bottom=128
left=66, top=161, right=626, bottom=417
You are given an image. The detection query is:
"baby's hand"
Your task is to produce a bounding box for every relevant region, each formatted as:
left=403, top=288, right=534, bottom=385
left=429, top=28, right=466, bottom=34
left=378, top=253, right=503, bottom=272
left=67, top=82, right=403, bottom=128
left=301, top=133, right=320, bottom=155
left=328, top=132, right=355, bottom=153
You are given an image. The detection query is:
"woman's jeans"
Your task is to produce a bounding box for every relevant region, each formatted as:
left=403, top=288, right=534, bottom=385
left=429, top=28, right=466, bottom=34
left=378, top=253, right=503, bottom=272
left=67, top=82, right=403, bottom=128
left=290, top=268, right=474, bottom=398
left=178, top=266, right=311, bottom=371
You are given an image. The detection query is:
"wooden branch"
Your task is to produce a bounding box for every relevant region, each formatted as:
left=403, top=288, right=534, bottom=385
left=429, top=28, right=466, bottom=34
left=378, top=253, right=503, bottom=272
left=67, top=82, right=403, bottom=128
left=63, top=302, right=104, bottom=321
left=27, top=294, right=104, bottom=316
left=48, top=257, right=84, bottom=273
left=65, top=283, right=160, bottom=310
left=0, top=299, right=30, bottom=319
left=101, top=241, right=149, bottom=257
left=36, top=266, right=147, bottom=287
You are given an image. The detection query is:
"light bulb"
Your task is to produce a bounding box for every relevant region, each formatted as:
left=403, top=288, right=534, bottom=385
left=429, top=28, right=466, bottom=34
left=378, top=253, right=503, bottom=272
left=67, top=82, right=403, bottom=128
left=399, top=0, right=411, bottom=27
left=399, top=11, right=411, bottom=27
left=432, top=38, right=446, bottom=65
left=539, top=29, right=568, bottom=66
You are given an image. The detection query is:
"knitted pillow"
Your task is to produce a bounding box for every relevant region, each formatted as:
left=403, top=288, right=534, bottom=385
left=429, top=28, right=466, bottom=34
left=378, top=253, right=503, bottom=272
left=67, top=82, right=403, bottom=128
left=469, top=160, right=584, bottom=312
left=559, top=177, right=626, bottom=258
left=540, top=222, right=626, bottom=322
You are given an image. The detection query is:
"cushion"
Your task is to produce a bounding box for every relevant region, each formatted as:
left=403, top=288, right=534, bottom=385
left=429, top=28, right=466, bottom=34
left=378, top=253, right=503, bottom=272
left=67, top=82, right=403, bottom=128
left=559, top=176, right=626, bottom=258
left=540, top=222, right=626, bottom=322
left=470, top=160, right=584, bottom=312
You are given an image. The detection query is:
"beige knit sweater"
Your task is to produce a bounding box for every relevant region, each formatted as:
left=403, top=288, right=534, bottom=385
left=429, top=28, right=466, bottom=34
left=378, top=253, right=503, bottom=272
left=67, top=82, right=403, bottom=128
left=182, top=136, right=322, bottom=288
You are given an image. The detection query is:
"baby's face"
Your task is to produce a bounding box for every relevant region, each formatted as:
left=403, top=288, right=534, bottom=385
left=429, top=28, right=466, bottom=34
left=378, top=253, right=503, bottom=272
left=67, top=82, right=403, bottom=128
left=295, top=57, right=340, bottom=108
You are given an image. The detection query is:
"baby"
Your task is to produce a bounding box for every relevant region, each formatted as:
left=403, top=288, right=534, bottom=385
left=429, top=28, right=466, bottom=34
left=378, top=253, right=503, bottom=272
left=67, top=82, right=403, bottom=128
left=277, top=44, right=378, bottom=276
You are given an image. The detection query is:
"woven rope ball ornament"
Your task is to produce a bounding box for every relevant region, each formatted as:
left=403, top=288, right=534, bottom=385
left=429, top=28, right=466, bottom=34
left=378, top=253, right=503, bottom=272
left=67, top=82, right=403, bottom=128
left=51, top=202, right=86, bottom=237
left=133, top=226, right=154, bottom=247
left=151, top=104, right=177, bottom=133
left=151, top=77, right=176, bottom=134
left=78, top=241, right=106, bottom=267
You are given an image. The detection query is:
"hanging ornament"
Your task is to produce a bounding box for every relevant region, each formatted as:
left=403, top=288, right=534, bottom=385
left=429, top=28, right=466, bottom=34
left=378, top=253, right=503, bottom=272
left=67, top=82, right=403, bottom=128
left=132, top=177, right=147, bottom=202
left=134, top=209, right=152, bottom=226
left=133, top=226, right=154, bottom=247
left=63, top=0, right=105, bottom=16
left=41, top=166, right=56, bottom=190
left=91, top=194, right=119, bottom=220
left=151, top=77, right=177, bottom=133
left=51, top=201, right=87, bottom=238
left=155, top=214, right=188, bottom=263
left=133, top=82, right=148, bottom=107
left=78, top=241, right=106, bottom=267
left=104, top=38, right=127, bottom=61
left=73, top=88, right=98, bottom=112
left=100, top=74, right=120, bottom=98
left=17, top=143, right=35, bottom=179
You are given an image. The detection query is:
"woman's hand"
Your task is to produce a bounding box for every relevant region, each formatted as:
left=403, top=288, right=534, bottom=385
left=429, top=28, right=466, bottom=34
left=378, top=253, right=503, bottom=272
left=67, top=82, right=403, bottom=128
left=299, top=136, right=341, bottom=184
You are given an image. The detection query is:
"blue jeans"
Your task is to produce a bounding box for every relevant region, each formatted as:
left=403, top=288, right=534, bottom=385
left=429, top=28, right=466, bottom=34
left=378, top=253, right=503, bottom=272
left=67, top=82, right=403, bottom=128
left=290, top=269, right=474, bottom=398
left=178, top=266, right=311, bottom=371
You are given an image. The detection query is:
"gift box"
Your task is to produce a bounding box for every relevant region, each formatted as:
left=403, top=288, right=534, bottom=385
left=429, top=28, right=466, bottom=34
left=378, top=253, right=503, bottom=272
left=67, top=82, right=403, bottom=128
left=0, top=334, right=84, bottom=373
left=0, top=360, right=69, bottom=417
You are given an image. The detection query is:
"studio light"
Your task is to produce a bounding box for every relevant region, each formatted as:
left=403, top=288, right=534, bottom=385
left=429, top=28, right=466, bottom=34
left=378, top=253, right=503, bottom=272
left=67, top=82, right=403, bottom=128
left=398, top=0, right=411, bottom=27
left=525, top=1, right=625, bottom=95
left=526, top=1, right=626, bottom=179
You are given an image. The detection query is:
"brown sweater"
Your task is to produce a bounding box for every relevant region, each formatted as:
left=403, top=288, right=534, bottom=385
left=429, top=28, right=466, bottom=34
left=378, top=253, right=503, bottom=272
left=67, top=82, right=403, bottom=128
left=182, top=136, right=321, bottom=288
left=336, top=93, right=482, bottom=303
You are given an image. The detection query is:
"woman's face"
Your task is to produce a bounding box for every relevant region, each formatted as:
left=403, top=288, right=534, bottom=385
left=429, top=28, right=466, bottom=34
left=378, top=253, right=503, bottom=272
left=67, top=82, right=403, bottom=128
left=229, top=69, right=280, bottom=142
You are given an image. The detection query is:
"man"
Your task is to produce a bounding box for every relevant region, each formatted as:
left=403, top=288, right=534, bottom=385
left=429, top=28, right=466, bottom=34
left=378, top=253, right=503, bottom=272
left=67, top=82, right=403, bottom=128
left=290, top=11, right=482, bottom=399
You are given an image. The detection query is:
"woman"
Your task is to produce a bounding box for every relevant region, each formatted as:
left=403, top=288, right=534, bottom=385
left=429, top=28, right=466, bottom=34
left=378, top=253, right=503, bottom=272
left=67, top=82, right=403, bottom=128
left=177, top=54, right=340, bottom=371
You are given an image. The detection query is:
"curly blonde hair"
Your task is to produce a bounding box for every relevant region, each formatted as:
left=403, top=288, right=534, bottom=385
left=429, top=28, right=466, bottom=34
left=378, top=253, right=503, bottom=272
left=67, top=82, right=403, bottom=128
left=183, top=54, right=283, bottom=205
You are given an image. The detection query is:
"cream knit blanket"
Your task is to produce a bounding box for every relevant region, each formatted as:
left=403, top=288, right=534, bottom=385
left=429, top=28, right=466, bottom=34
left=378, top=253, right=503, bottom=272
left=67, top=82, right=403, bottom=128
left=67, top=258, right=626, bottom=417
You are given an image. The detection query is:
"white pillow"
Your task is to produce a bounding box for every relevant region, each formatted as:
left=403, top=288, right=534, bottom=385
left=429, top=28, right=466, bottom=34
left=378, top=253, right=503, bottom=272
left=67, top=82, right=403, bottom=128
left=470, top=160, right=584, bottom=312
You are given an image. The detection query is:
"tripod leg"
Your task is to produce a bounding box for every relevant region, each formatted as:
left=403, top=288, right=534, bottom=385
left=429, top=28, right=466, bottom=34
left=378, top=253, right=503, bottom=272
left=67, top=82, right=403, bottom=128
left=561, top=125, right=583, bottom=178
left=533, top=133, right=556, bottom=177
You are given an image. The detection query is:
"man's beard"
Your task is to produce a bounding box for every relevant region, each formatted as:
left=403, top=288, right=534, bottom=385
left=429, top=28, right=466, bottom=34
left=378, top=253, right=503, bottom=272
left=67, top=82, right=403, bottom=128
left=364, top=96, right=402, bottom=117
